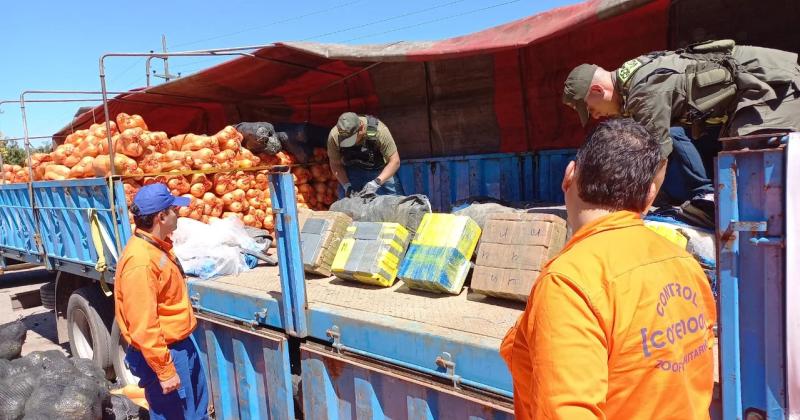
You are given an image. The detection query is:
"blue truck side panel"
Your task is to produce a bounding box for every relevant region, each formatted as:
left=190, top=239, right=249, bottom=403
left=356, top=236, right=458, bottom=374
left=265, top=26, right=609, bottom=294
left=535, top=149, right=576, bottom=203
left=717, top=148, right=786, bottom=419
left=396, top=149, right=576, bottom=212
left=0, top=178, right=131, bottom=277
left=306, top=307, right=513, bottom=397
left=189, top=280, right=285, bottom=329
left=0, top=183, right=41, bottom=265
left=32, top=178, right=132, bottom=278
left=269, top=170, right=308, bottom=338
left=397, top=153, right=535, bottom=211
left=300, top=344, right=513, bottom=420
left=193, top=314, right=296, bottom=420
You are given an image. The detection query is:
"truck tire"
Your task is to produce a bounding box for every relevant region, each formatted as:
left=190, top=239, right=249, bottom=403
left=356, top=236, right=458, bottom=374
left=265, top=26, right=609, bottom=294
left=110, top=321, right=140, bottom=386
left=39, top=282, right=56, bottom=310
left=67, top=285, right=114, bottom=378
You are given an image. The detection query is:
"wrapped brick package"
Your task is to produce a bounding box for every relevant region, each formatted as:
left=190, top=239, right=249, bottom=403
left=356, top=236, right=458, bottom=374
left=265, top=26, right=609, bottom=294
left=300, top=211, right=352, bottom=276
left=331, top=222, right=410, bottom=287
left=398, top=213, right=481, bottom=295
left=471, top=213, right=567, bottom=302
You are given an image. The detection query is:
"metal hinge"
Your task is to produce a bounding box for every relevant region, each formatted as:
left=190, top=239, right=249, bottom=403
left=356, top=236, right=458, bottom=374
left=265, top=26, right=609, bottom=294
left=190, top=293, right=200, bottom=310
left=252, top=309, right=267, bottom=328
left=729, top=221, right=767, bottom=232
left=435, top=352, right=461, bottom=389
left=728, top=221, right=785, bottom=247
left=749, top=236, right=785, bottom=247
left=326, top=325, right=343, bottom=353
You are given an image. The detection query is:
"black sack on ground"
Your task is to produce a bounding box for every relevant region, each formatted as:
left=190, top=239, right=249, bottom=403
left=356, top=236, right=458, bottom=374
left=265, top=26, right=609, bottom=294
left=0, top=359, right=10, bottom=379
left=28, top=373, right=110, bottom=420
left=330, top=193, right=432, bottom=237
left=23, top=350, right=73, bottom=376
left=6, top=358, right=34, bottom=377
left=0, top=321, right=27, bottom=360
left=0, top=369, right=39, bottom=420
left=72, top=358, right=107, bottom=384
left=104, top=394, right=149, bottom=420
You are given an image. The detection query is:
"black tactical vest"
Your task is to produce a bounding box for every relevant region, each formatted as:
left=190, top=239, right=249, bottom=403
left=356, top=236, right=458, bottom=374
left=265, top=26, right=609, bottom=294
left=620, top=40, right=739, bottom=136
left=340, top=115, right=384, bottom=170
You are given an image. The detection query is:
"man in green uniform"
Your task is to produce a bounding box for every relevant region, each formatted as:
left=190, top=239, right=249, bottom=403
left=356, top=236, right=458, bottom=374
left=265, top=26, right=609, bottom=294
left=327, top=112, right=405, bottom=196
left=563, top=40, right=800, bottom=225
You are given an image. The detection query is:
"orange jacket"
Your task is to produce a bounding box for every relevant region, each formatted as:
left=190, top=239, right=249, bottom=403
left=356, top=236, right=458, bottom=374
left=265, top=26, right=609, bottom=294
left=501, top=211, right=716, bottom=420
left=114, top=230, right=196, bottom=381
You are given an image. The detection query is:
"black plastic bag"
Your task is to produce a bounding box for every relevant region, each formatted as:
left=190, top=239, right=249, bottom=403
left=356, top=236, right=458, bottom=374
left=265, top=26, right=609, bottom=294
left=329, top=193, right=432, bottom=237
left=453, top=202, right=519, bottom=230
left=234, top=122, right=285, bottom=155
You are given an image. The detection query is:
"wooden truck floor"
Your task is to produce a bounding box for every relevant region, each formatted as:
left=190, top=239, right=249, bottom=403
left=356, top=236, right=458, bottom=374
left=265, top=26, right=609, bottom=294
left=204, top=264, right=524, bottom=340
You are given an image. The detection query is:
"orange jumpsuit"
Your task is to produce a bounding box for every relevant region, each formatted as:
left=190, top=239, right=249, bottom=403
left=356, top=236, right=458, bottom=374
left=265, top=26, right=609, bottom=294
left=501, top=211, right=716, bottom=420
left=114, top=230, right=196, bottom=381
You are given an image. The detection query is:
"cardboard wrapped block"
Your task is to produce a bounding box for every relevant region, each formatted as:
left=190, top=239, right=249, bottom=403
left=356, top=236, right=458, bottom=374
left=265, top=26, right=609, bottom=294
left=471, top=212, right=567, bottom=302
left=398, top=213, right=481, bottom=295
left=471, top=266, right=540, bottom=302
left=331, top=222, right=410, bottom=287
left=300, top=211, right=352, bottom=276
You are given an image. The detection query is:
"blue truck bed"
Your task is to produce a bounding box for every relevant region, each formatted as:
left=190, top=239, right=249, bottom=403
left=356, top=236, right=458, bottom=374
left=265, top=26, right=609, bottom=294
left=0, top=177, right=131, bottom=277
left=189, top=265, right=523, bottom=396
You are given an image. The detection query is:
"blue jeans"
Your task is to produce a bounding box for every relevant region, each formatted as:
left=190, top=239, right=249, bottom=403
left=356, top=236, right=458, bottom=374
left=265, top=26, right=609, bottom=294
left=346, top=165, right=405, bottom=195
left=125, top=336, right=209, bottom=420
left=660, top=127, right=717, bottom=205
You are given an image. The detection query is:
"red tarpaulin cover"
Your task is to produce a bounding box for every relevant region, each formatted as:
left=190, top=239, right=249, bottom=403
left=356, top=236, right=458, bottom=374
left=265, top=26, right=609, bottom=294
left=55, top=0, right=669, bottom=158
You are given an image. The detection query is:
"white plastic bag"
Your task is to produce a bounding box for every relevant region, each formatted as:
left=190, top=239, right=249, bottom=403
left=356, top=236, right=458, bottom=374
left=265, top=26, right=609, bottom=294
left=172, top=217, right=260, bottom=279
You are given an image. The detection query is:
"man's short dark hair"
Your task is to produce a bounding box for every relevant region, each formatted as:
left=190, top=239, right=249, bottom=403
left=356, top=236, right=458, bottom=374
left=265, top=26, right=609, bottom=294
left=574, top=118, right=662, bottom=212
left=131, top=203, right=157, bottom=230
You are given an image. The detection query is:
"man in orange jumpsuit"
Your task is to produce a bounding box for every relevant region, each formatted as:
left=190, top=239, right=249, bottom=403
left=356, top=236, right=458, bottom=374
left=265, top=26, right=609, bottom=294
left=115, top=183, right=208, bottom=419
left=501, top=118, right=717, bottom=419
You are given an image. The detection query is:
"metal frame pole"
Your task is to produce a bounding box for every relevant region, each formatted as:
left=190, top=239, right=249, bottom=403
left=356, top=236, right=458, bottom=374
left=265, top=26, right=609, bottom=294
left=100, top=47, right=272, bottom=176
left=14, top=91, right=131, bottom=263
left=19, top=91, right=128, bottom=179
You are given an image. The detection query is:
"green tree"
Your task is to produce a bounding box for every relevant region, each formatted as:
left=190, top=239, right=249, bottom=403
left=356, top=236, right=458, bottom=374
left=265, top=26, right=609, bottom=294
left=0, top=138, right=51, bottom=167
left=0, top=139, right=28, bottom=166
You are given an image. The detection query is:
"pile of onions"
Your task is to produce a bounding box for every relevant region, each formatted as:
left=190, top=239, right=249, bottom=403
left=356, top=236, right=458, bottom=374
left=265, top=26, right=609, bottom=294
left=6, top=113, right=342, bottom=234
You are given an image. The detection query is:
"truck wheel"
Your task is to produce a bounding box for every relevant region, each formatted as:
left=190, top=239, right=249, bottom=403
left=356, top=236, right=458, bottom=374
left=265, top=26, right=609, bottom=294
left=111, top=321, right=140, bottom=386
left=39, top=282, right=56, bottom=310
left=67, top=285, right=114, bottom=377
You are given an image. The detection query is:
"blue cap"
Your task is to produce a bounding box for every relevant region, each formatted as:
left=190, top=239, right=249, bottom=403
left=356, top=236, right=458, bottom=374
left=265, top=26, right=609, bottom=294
left=132, top=183, right=191, bottom=216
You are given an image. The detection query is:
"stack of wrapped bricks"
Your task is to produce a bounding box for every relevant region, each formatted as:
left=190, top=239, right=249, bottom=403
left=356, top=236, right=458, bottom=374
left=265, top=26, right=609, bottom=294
left=398, top=214, right=481, bottom=295
left=471, top=213, right=567, bottom=302
left=331, top=222, right=410, bottom=287
left=300, top=211, right=352, bottom=276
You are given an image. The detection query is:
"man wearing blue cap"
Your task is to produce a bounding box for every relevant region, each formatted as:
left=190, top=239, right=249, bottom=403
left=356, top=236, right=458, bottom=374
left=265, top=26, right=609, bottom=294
left=327, top=112, right=405, bottom=196
left=114, top=183, right=209, bottom=420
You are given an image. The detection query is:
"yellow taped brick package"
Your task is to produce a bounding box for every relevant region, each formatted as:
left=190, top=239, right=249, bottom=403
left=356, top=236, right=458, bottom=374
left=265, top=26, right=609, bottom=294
left=471, top=212, right=567, bottom=302
left=398, top=213, right=481, bottom=295
left=331, top=222, right=410, bottom=287
left=300, top=211, right=353, bottom=276
left=644, top=220, right=689, bottom=249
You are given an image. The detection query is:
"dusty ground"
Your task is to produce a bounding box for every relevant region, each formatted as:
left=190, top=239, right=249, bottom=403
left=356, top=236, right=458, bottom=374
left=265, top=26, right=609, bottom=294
left=0, top=267, right=67, bottom=356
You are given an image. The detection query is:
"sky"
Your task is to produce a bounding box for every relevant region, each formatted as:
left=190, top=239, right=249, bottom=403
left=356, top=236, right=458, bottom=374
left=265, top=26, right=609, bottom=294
left=1, top=0, right=579, bottom=147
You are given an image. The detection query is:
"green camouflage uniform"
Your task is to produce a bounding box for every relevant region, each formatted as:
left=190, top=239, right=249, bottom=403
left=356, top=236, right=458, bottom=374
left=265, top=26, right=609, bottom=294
left=616, top=41, right=800, bottom=158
